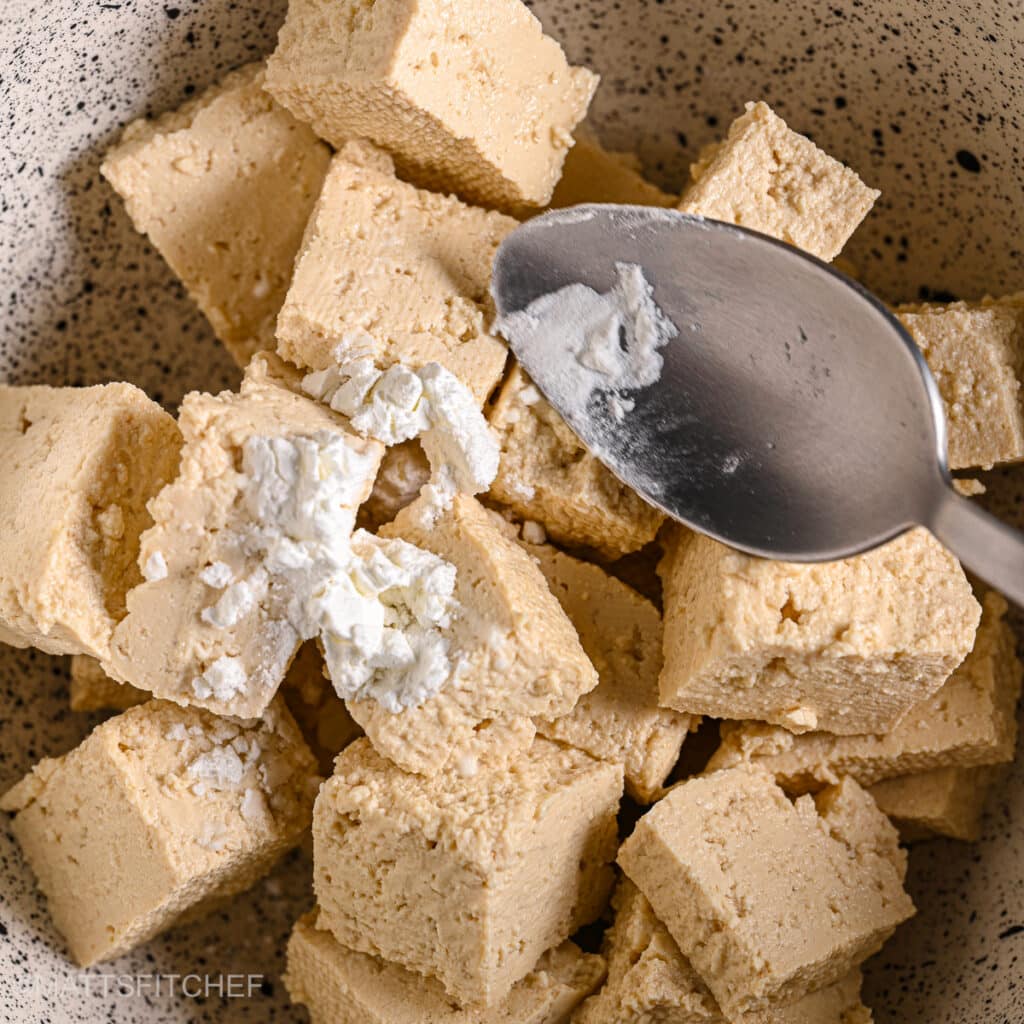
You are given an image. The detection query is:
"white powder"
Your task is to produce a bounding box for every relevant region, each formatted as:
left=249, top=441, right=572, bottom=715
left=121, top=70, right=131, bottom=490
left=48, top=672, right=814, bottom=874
left=198, top=430, right=461, bottom=713
left=302, top=357, right=498, bottom=514
left=192, top=656, right=248, bottom=702
left=241, top=787, right=269, bottom=822
left=142, top=550, right=168, bottom=582
left=187, top=745, right=246, bottom=794
left=316, top=531, right=458, bottom=712
left=200, top=566, right=268, bottom=628
left=417, top=363, right=499, bottom=496
left=242, top=431, right=375, bottom=567
left=197, top=823, right=229, bottom=852
left=304, top=359, right=428, bottom=446
left=496, top=261, right=677, bottom=424
left=200, top=561, right=234, bottom=589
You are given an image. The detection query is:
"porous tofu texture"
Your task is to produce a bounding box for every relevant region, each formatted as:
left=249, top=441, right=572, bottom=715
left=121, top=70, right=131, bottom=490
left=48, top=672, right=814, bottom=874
left=104, top=354, right=383, bottom=719
left=1, top=699, right=318, bottom=966
left=101, top=63, right=331, bottom=368
left=679, top=101, right=879, bottom=263
left=574, top=879, right=872, bottom=1024
left=896, top=293, right=1024, bottom=470
left=547, top=129, right=677, bottom=209
left=69, top=655, right=149, bottom=712
left=345, top=494, right=598, bottom=776
left=658, top=527, right=981, bottom=735
left=285, top=911, right=605, bottom=1024
left=705, top=592, right=1022, bottom=792
left=313, top=737, right=622, bottom=1008
left=618, top=766, right=913, bottom=1018
left=276, top=141, right=512, bottom=405
left=869, top=765, right=1006, bottom=843
left=265, top=0, right=597, bottom=211
left=488, top=365, right=664, bottom=559
left=0, top=382, right=181, bottom=660
left=70, top=644, right=362, bottom=772
left=526, top=544, right=692, bottom=803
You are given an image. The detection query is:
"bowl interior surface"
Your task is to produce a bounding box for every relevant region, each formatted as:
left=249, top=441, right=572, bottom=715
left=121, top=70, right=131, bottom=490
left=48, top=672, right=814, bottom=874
left=0, top=1, right=1021, bottom=1021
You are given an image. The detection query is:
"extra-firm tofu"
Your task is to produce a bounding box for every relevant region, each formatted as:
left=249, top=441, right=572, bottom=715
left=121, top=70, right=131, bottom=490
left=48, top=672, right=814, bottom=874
left=488, top=365, right=664, bottom=558
left=548, top=130, right=677, bottom=209
left=313, top=737, right=622, bottom=1007
left=0, top=382, right=181, bottom=660
left=345, top=494, right=599, bottom=775
left=69, top=655, right=149, bottom=712
left=276, top=141, right=513, bottom=405
left=265, top=0, right=597, bottom=211
left=574, top=878, right=873, bottom=1024
left=897, top=293, right=1024, bottom=470
left=285, top=911, right=605, bottom=1024
left=70, top=643, right=362, bottom=773
left=705, top=592, right=1022, bottom=791
left=526, top=544, right=692, bottom=803
left=679, top=102, right=879, bottom=262
left=618, top=766, right=912, bottom=1018
left=101, top=63, right=331, bottom=368
left=869, top=765, right=1006, bottom=843
left=658, top=527, right=981, bottom=735
left=1, top=699, right=319, bottom=966
left=104, top=354, right=383, bottom=719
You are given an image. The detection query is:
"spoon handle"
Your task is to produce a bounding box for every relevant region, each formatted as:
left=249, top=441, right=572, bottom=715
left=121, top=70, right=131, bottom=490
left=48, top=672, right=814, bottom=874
left=927, top=487, right=1024, bottom=607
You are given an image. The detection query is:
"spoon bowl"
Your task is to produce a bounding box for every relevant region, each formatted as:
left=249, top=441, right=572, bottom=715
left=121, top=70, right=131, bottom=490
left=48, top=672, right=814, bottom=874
left=492, top=205, right=1024, bottom=601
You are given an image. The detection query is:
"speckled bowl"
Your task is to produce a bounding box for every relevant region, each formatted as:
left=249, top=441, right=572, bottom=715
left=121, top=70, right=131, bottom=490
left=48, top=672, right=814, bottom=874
left=1, top=1, right=1022, bottom=1021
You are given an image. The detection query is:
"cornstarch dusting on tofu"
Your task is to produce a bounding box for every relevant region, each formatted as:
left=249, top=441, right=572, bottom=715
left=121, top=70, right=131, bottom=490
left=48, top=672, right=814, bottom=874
left=142, top=550, right=168, bottom=582
left=302, top=350, right=499, bottom=524
left=497, top=261, right=677, bottom=422
left=197, top=430, right=460, bottom=712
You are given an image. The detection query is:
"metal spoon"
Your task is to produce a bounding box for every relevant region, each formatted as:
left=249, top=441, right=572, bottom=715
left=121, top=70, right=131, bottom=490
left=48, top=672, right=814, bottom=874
left=491, top=204, right=1024, bottom=605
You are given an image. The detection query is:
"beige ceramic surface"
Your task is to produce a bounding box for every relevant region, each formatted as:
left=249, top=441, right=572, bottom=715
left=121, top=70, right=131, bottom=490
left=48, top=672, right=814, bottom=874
left=0, top=0, right=1022, bottom=1021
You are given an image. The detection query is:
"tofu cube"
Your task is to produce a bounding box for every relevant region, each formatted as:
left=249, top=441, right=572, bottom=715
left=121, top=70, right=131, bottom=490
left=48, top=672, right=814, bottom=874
left=346, top=494, right=598, bottom=776
left=71, top=643, right=364, bottom=775
left=265, top=0, right=598, bottom=211
left=679, top=101, right=879, bottom=262
left=527, top=544, right=692, bottom=802
left=869, top=765, right=1005, bottom=843
left=658, top=527, right=981, bottom=735
left=488, top=365, right=664, bottom=558
left=618, top=765, right=913, bottom=1018
left=285, top=910, right=606, bottom=1024
left=705, top=591, right=1022, bottom=791
left=1, top=698, right=319, bottom=966
left=276, top=142, right=513, bottom=405
left=313, top=736, right=622, bottom=1007
left=897, top=293, right=1024, bottom=470
left=101, top=63, right=331, bottom=368
left=0, top=382, right=181, bottom=660
left=69, top=655, right=149, bottom=712
left=574, top=878, right=872, bottom=1024
left=547, top=130, right=677, bottom=210
left=104, top=354, right=383, bottom=719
